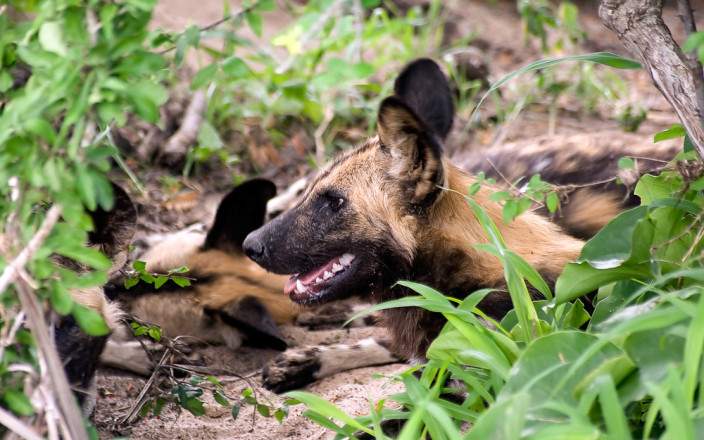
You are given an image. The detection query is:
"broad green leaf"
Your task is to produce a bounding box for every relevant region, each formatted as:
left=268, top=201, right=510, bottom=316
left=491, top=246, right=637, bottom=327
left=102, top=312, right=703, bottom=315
left=222, top=56, right=251, bottom=78
left=466, top=391, right=530, bottom=440
left=245, top=11, right=263, bottom=37
left=556, top=261, right=650, bottom=304
left=154, top=275, right=168, bottom=289
left=2, top=390, right=34, bottom=416
left=654, top=124, right=685, bottom=142
left=500, top=331, right=625, bottom=406
left=172, top=276, right=191, bottom=287
left=72, top=304, right=110, bottom=336
left=191, top=64, right=218, bottom=90
left=634, top=173, right=683, bottom=205
left=39, top=21, right=68, bottom=56
left=578, top=206, right=648, bottom=269
left=50, top=281, right=74, bottom=315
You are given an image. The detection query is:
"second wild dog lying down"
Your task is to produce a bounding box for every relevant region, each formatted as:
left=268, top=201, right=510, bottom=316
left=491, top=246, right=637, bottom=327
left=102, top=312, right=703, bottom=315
left=105, top=179, right=389, bottom=380
left=246, top=59, right=593, bottom=390
left=48, top=183, right=137, bottom=412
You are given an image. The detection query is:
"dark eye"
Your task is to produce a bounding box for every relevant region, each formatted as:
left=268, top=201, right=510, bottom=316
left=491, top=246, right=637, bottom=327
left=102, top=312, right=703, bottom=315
left=322, top=192, right=345, bottom=213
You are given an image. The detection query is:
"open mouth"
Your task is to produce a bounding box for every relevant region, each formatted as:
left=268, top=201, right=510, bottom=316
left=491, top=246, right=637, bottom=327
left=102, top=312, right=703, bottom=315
left=284, top=253, right=356, bottom=303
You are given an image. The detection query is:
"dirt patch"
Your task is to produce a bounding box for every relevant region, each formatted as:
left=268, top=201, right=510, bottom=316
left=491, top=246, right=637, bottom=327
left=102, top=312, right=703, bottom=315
left=95, top=326, right=405, bottom=440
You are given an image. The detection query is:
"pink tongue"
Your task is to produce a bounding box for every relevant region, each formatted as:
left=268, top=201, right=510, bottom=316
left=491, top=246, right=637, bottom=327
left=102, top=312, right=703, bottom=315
left=283, top=257, right=339, bottom=295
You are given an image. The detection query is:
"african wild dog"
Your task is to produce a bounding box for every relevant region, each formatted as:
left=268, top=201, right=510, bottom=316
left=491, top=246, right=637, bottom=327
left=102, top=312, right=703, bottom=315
left=50, top=183, right=137, bottom=412
left=104, top=179, right=384, bottom=381
left=266, top=135, right=678, bottom=240
left=246, top=58, right=598, bottom=391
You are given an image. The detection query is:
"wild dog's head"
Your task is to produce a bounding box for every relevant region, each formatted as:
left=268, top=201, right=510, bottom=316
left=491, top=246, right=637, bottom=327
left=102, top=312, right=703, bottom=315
left=243, top=59, right=454, bottom=305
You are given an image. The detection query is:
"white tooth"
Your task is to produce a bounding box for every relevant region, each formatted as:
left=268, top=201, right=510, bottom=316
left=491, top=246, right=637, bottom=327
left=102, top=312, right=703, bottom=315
left=323, top=271, right=333, bottom=280
left=296, top=279, right=306, bottom=293
left=315, top=277, right=323, bottom=283
left=339, top=253, right=355, bottom=266
left=332, top=263, right=344, bottom=273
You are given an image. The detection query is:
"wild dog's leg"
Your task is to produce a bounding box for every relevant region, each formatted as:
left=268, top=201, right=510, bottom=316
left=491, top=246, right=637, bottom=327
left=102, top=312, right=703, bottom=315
left=262, top=337, right=398, bottom=393
left=100, top=339, right=154, bottom=376
left=54, top=316, right=109, bottom=413
left=295, top=301, right=378, bottom=329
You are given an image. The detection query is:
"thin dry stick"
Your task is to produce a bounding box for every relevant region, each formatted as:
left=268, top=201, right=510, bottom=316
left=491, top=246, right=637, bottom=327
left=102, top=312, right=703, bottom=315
left=15, top=279, right=88, bottom=440
left=314, top=105, right=335, bottom=165
left=159, top=90, right=207, bottom=163
left=0, top=205, right=61, bottom=294
left=120, top=348, right=172, bottom=425
left=0, top=406, right=42, bottom=440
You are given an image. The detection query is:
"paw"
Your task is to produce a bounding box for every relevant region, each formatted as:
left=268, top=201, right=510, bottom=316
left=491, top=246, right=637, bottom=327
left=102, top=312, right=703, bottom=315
left=261, top=348, right=321, bottom=393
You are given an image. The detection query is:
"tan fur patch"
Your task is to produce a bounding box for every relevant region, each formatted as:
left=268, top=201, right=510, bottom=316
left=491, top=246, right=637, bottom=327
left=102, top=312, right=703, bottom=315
left=559, top=189, right=623, bottom=239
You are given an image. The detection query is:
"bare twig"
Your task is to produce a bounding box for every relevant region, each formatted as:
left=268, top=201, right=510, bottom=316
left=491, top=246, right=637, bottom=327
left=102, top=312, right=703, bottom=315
left=159, top=91, right=207, bottom=164
left=599, top=0, right=704, bottom=159
left=314, top=105, right=335, bottom=165
left=15, top=280, right=88, bottom=440
left=0, top=204, right=61, bottom=294
left=0, top=406, right=42, bottom=440
left=120, top=348, right=172, bottom=425
left=157, top=2, right=262, bottom=55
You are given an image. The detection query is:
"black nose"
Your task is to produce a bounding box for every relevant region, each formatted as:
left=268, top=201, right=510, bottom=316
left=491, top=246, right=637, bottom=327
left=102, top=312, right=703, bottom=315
left=242, top=233, right=265, bottom=262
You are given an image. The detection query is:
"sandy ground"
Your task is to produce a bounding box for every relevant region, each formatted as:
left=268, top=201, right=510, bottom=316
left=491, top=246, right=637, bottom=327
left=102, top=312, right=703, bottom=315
left=95, top=326, right=406, bottom=440
left=92, top=0, right=694, bottom=438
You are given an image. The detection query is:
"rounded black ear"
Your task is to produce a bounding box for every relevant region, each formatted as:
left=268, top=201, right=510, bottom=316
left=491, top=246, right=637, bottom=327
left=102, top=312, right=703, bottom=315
left=87, top=183, right=137, bottom=259
left=204, top=178, right=277, bottom=252
left=393, top=58, right=454, bottom=140
left=377, top=96, right=444, bottom=207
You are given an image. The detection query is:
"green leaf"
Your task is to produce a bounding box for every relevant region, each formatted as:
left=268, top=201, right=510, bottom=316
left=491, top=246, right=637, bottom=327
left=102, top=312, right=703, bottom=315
left=191, top=64, right=218, bottom=90
left=38, top=21, right=68, bottom=56
left=285, top=391, right=372, bottom=435
left=617, top=156, right=635, bottom=170
left=2, top=390, right=34, bottom=416
left=245, top=11, right=263, bottom=37
left=213, top=390, right=229, bottom=407
left=154, top=275, right=168, bottom=289
left=231, top=404, right=240, bottom=420
left=556, top=261, right=650, bottom=304
left=635, top=173, right=683, bottom=205
left=683, top=31, right=704, bottom=53
left=72, top=305, right=110, bottom=336
left=274, top=407, right=288, bottom=423
left=147, top=327, right=161, bottom=341
left=56, top=245, right=112, bottom=271
left=181, top=396, right=205, bottom=416
left=172, top=276, right=191, bottom=287
left=133, top=260, right=147, bottom=272
left=255, top=0, right=276, bottom=11
left=654, top=124, right=685, bottom=142
left=124, top=276, right=139, bottom=289
left=0, top=71, right=13, bottom=93
left=578, top=206, right=648, bottom=269
left=546, top=191, right=559, bottom=213
left=50, top=282, right=74, bottom=315
left=256, top=404, right=270, bottom=417
left=222, top=56, right=251, bottom=78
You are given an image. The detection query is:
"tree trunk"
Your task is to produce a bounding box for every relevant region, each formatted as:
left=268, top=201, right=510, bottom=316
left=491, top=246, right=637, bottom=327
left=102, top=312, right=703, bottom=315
left=599, top=0, right=704, bottom=160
